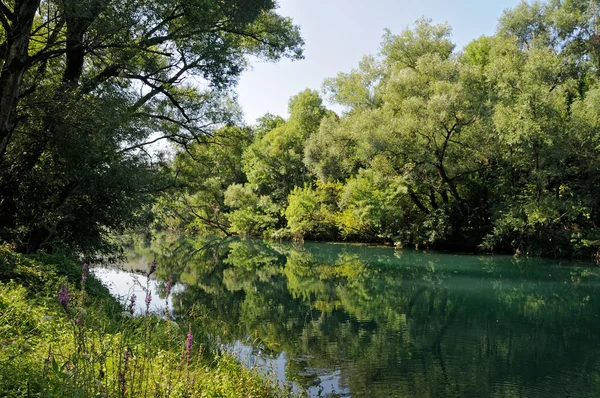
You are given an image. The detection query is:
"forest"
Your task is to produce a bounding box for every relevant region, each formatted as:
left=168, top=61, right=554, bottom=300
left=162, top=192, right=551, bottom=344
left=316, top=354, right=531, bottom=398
left=2, top=0, right=600, bottom=259
left=0, top=0, right=302, bottom=257
left=159, top=1, right=600, bottom=258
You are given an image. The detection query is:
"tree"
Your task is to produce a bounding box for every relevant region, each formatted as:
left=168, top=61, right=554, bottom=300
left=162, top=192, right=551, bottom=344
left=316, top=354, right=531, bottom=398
left=159, top=3, right=600, bottom=258
left=284, top=181, right=341, bottom=240
left=323, top=19, right=495, bottom=247
left=223, top=183, right=279, bottom=237
left=155, top=126, right=252, bottom=235
left=336, top=168, right=409, bottom=242
left=0, top=0, right=304, bottom=254
left=303, top=113, right=364, bottom=182
left=480, top=2, right=600, bottom=256
left=242, top=89, right=327, bottom=202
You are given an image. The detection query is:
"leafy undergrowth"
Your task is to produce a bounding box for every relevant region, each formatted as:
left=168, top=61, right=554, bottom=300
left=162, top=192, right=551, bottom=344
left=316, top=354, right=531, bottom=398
left=0, top=245, right=303, bottom=397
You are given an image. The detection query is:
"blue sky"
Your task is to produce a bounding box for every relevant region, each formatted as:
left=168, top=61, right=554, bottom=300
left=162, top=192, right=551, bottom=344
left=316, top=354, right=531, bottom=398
left=236, top=0, right=522, bottom=124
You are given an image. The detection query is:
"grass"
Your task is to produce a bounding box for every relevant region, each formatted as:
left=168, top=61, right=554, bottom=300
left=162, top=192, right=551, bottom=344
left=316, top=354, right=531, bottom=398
left=0, top=245, right=303, bottom=397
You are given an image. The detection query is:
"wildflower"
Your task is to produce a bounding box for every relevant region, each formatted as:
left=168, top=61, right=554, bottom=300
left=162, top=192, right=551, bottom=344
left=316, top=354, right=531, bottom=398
left=75, top=317, right=83, bottom=326
left=58, top=285, right=70, bottom=309
left=81, top=263, right=89, bottom=286
left=120, top=348, right=132, bottom=396
left=145, top=291, right=152, bottom=314
left=127, top=294, right=136, bottom=315
left=148, top=259, right=157, bottom=276
left=120, top=311, right=132, bottom=318
left=185, top=332, right=193, bottom=362
left=165, top=278, right=173, bottom=299
left=164, top=279, right=173, bottom=319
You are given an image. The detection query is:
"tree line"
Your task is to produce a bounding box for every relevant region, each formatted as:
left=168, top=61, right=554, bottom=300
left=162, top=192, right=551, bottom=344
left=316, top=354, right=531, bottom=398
left=3, top=0, right=600, bottom=259
left=161, top=1, right=600, bottom=258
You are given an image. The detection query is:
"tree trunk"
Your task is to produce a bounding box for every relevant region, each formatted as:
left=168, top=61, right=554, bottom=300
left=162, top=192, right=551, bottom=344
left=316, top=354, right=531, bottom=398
left=62, top=0, right=112, bottom=85
left=0, top=0, right=41, bottom=160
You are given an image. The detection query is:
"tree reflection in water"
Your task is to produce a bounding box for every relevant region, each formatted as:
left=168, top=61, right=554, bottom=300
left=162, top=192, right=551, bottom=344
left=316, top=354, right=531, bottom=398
left=134, top=236, right=600, bottom=397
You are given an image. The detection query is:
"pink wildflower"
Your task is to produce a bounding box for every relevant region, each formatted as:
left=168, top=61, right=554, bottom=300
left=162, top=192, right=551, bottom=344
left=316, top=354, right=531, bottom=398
left=58, top=285, right=70, bottom=309
left=186, top=332, right=193, bottom=362
left=148, top=259, right=157, bottom=276
left=127, top=294, right=136, bottom=315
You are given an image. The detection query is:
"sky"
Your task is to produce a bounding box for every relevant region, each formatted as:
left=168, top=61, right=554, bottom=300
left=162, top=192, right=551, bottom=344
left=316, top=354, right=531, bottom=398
left=236, top=0, right=522, bottom=125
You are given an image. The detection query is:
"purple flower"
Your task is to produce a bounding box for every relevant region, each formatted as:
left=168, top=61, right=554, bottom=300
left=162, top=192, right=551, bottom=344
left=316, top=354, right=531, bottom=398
left=148, top=259, right=157, bottom=276
left=120, top=348, right=132, bottom=396
left=58, top=285, right=70, bottom=309
left=127, top=294, right=136, bottom=315
left=144, top=291, right=152, bottom=313
left=81, top=263, right=89, bottom=286
left=165, top=279, right=173, bottom=298
left=185, top=332, right=193, bottom=362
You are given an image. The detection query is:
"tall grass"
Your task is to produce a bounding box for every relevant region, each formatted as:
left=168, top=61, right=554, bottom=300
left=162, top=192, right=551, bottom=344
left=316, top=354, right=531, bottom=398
left=0, top=245, right=303, bottom=397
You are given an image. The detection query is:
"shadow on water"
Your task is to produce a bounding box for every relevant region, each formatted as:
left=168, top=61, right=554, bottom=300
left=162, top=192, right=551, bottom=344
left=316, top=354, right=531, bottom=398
left=100, top=236, right=600, bottom=397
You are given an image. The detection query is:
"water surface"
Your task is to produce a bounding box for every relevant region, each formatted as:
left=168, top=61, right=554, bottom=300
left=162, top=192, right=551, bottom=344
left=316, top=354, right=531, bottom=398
left=101, top=238, right=600, bottom=397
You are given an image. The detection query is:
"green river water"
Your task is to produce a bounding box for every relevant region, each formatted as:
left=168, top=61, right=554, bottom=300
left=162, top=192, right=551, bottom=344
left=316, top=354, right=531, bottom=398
left=102, top=237, right=600, bottom=397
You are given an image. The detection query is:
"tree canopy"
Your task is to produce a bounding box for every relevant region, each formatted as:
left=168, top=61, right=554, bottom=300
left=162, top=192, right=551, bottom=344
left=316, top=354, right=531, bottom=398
left=168, top=2, right=600, bottom=258
left=4, top=0, right=600, bottom=259
left=0, top=0, right=303, bottom=255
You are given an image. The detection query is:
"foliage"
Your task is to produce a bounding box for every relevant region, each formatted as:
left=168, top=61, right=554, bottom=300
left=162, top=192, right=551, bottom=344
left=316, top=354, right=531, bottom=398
left=242, top=89, right=327, bottom=202
left=284, top=181, right=342, bottom=240
left=0, top=0, right=304, bottom=256
left=336, top=168, right=408, bottom=241
left=0, top=244, right=303, bottom=397
left=224, top=183, right=280, bottom=237
left=155, top=126, right=252, bottom=235
left=161, top=1, right=600, bottom=258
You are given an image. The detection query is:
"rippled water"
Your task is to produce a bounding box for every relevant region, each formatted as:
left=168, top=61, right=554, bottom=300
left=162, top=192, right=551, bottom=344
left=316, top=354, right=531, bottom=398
left=96, top=237, right=600, bottom=397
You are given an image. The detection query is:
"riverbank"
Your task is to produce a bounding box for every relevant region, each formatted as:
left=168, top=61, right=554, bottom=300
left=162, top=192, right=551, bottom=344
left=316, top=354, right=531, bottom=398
left=0, top=244, right=302, bottom=397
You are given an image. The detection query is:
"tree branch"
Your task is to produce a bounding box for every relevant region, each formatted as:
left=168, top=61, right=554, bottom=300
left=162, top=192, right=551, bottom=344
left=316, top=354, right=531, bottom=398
left=0, top=1, right=13, bottom=20
left=408, top=186, right=430, bottom=214
left=0, top=8, right=9, bottom=33
left=117, top=135, right=173, bottom=154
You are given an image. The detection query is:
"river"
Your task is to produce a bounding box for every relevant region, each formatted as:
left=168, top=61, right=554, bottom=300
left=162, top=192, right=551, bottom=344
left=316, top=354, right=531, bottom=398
left=94, top=236, right=600, bottom=397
